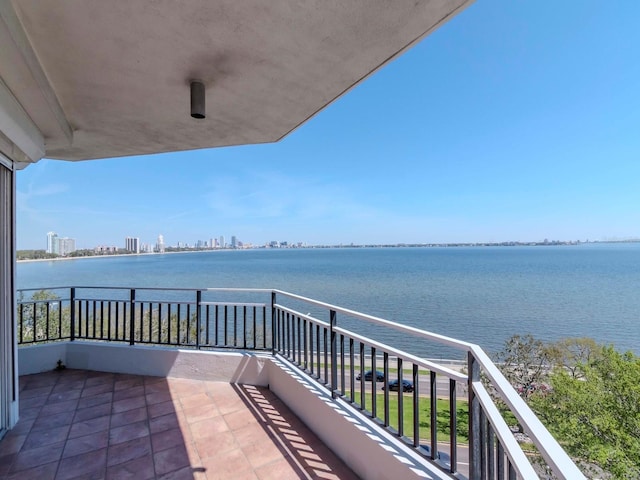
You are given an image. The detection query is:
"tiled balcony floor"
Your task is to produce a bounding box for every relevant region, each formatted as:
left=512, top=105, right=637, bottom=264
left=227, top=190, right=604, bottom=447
left=0, top=369, right=359, bottom=479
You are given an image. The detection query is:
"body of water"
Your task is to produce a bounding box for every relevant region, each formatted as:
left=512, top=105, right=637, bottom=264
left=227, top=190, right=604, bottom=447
left=16, top=244, right=640, bottom=358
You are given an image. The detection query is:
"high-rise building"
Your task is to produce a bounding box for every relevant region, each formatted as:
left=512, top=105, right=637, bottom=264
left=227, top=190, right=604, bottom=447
left=231, top=236, right=237, bottom=248
left=125, top=237, right=140, bottom=254
left=219, top=236, right=225, bottom=248
left=57, top=237, right=76, bottom=256
left=156, top=234, right=165, bottom=253
left=46, top=232, right=58, bottom=254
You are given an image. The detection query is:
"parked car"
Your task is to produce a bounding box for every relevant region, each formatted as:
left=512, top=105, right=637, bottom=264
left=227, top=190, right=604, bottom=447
left=356, top=370, right=385, bottom=381
left=383, top=379, right=414, bottom=392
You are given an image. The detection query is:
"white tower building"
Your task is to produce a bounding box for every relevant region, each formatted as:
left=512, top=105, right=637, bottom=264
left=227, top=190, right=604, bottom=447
left=46, top=231, right=58, bottom=254
left=125, top=237, right=140, bottom=254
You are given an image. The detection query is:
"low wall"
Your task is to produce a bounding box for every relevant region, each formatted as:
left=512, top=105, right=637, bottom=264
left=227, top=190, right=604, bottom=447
left=18, top=341, right=270, bottom=385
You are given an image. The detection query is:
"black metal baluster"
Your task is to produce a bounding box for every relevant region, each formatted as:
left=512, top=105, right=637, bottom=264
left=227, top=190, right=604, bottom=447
left=340, top=334, right=345, bottom=396
left=252, top=305, right=256, bottom=349
left=450, top=379, right=458, bottom=473
left=430, top=370, right=437, bottom=456
left=298, top=315, right=303, bottom=364
left=398, top=358, right=403, bottom=437
left=224, top=305, right=228, bottom=346
left=243, top=305, right=247, bottom=349
left=349, top=338, right=355, bottom=402
left=128, top=289, right=135, bottom=345
left=323, top=326, right=328, bottom=385
left=262, top=305, right=267, bottom=349
left=383, top=352, right=389, bottom=426
left=233, top=305, right=238, bottom=347
left=92, top=300, right=96, bottom=338
left=186, top=304, right=191, bottom=345
left=215, top=305, right=219, bottom=346
left=58, top=300, right=63, bottom=339
left=45, top=301, right=50, bottom=341
left=101, top=301, right=105, bottom=339
left=316, top=325, right=320, bottom=379
left=309, top=321, right=314, bottom=375
left=360, top=342, right=365, bottom=410
left=158, top=303, right=163, bottom=343
left=206, top=304, right=210, bottom=346
left=167, top=304, right=172, bottom=344
left=371, top=347, right=377, bottom=418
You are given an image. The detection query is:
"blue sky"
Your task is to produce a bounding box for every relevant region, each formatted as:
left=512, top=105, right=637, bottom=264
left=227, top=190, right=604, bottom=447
left=17, top=1, right=640, bottom=250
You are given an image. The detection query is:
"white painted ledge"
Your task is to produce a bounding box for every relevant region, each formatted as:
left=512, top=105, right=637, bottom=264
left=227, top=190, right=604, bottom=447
left=18, top=341, right=270, bottom=385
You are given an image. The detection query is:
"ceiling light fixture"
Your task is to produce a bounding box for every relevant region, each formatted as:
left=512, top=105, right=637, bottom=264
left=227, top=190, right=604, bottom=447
left=190, top=80, right=205, bottom=119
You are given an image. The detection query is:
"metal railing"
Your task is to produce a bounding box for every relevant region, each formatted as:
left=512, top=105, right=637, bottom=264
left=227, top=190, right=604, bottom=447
left=17, top=286, right=585, bottom=480
left=17, top=287, right=271, bottom=350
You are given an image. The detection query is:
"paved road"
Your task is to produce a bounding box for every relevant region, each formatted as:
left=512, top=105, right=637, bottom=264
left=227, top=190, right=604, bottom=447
left=346, top=370, right=467, bottom=399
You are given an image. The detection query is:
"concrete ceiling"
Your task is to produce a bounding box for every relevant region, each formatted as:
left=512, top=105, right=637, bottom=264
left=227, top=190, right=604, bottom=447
left=0, top=0, right=472, bottom=162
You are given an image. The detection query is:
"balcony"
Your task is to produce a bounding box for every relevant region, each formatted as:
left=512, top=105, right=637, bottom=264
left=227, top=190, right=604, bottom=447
left=3, top=287, right=585, bottom=479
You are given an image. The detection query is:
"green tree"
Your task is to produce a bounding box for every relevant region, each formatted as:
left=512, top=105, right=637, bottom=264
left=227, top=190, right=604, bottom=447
left=16, top=249, right=58, bottom=260
left=494, top=334, right=551, bottom=401
left=18, top=290, right=70, bottom=341
left=530, top=346, right=640, bottom=479
left=546, top=337, right=601, bottom=379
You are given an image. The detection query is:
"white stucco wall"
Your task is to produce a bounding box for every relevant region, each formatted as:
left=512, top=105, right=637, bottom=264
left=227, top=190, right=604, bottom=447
left=18, top=341, right=270, bottom=385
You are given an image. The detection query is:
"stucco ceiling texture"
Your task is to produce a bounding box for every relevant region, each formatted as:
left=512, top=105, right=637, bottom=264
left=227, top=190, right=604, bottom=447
left=10, top=0, right=472, bottom=161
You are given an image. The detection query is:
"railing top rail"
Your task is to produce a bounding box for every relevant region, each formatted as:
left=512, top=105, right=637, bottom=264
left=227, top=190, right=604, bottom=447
left=201, top=301, right=266, bottom=307
left=18, top=286, right=273, bottom=293
left=275, top=303, right=465, bottom=379
left=273, top=289, right=477, bottom=352
left=18, top=298, right=65, bottom=304
left=74, top=297, right=196, bottom=303
left=274, top=304, right=330, bottom=328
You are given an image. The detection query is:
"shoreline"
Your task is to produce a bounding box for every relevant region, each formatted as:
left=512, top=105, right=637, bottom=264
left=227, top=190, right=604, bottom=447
left=17, top=241, right=632, bottom=264
left=16, top=249, right=222, bottom=264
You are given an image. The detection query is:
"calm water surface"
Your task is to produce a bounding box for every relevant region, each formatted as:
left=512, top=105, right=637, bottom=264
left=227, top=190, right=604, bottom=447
left=16, top=244, right=640, bottom=358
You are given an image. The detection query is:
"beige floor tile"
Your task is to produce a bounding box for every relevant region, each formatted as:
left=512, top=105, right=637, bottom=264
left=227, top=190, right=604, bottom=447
left=194, top=429, right=239, bottom=459
left=1, top=370, right=359, bottom=480
left=189, top=415, right=229, bottom=441
left=200, top=448, right=254, bottom=480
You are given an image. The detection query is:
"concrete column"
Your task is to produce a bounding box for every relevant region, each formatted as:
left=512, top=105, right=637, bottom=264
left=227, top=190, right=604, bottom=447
left=0, top=153, right=18, bottom=436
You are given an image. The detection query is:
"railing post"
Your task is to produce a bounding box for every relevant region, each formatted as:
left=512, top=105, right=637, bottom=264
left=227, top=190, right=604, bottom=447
left=468, top=351, right=481, bottom=479
left=330, top=309, right=337, bottom=399
left=129, top=288, right=135, bottom=345
left=69, top=287, right=76, bottom=341
left=196, top=290, right=202, bottom=350
left=271, top=291, right=276, bottom=355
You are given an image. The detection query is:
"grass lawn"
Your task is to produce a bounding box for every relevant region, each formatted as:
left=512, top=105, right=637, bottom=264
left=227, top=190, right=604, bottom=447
left=357, top=392, right=469, bottom=444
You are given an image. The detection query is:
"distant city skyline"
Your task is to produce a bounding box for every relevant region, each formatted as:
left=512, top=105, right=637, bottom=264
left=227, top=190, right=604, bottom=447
left=29, top=229, right=633, bottom=255
left=16, top=1, right=640, bottom=250
left=36, top=231, right=274, bottom=252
